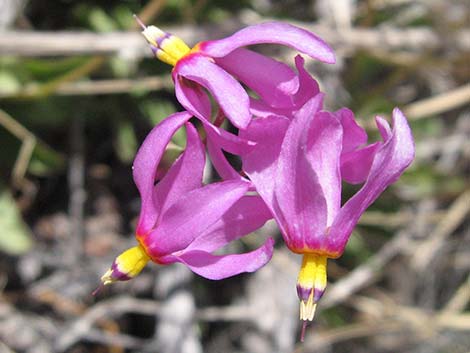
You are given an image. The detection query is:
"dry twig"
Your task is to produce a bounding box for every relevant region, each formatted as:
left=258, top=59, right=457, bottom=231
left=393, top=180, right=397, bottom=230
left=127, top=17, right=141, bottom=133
left=0, top=109, right=36, bottom=187
left=403, top=84, right=470, bottom=120
left=55, top=296, right=161, bottom=351
left=1, top=24, right=468, bottom=57
left=412, top=189, right=470, bottom=270
left=321, top=230, right=410, bottom=309
left=443, top=275, right=470, bottom=313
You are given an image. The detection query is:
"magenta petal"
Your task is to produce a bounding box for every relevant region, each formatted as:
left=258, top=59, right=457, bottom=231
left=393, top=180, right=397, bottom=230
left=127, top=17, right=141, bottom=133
left=153, top=123, right=205, bottom=219
left=172, top=80, right=255, bottom=155
left=274, top=95, right=329, bottom=248
left=241, top=115, right=290, bottom=216
left=201, top=21, right=336, bottom=64
left=216, top=48, right=299, bottom=108
left=335, top=108, right=368, bottom=153
left=133, top=111, right=192, bottom=236
left=292, top=55, right=320, bottom=107
left=249, top=98, right=287, bottom=119
left=175, top=55, right=251, bottom=129
left=174, top=78, right=212, bottom=119
left=175, top=238, right=274, bottom=280
left=376, top=116, right=393, bottom=140
left=248, top=57, right=321, bottom=119
left=304, top=111, right=343, bottom=227
left=207, top=137, right=243, bottom=180
left=185, top=195, right=273, bottom=253
left=340, top=142, right=381, bottom=184
left=144, top=180, right=250, bottom=256
left=203, top=121, right=256, bottom=155
left=328, top=108, right=415, bottom=253
left=337, top=108, right=380, bottom=184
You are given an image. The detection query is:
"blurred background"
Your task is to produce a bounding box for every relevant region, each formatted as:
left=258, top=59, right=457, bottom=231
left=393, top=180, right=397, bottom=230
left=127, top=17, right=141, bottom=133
left=0, top=0, right=469, bottom=352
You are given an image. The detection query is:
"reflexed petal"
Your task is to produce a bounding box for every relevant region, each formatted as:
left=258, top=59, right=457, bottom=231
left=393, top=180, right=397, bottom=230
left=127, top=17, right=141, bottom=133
left=185, top=195, right=273, bottom=253
left=305, top=111, right=343, bottom=227
left=340, top=142, right=380, bottom=184
left=175, top=54, right=251, bottom=129
left=328, top=108, right=415, bottom=253
left=216, top=48, right=299, bottom=108
left=143, top=180, right=250, bottom=256
left=336, top=108, right=380, bottom=184
left=173, top=79, right=255, bottom=155
left=133, top=111, right=192, bottom=236
left=241, top=115, right=290, bottom=217
left=248, top=57, right=321, bottom=119
left=335, top=108, right=368, bottom=153
left=376, top=116, right=393, bottom=140
left=207, top=137, right=243, bottom=180
left=153, top=123, right=205, bottom=219
left=203, top=121, right=256, bottom=155
left=292, top=55, right=320, bottom=107
left=174, top=77, right=212, bottom=119
left=201, top=21, right=335, bottom=64
left=274, top=95, right=329, bottom=247
left=175, top=238, right=274, bottom=280
left=249, top=98, right=287, bottom=119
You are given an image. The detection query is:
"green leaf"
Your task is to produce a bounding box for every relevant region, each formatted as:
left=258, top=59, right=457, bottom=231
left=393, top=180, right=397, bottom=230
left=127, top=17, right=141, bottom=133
left=28, top=142, right=66, bottom=176
left=0, top=71, right=21, bottom=95
left=110, top=57, right=133, bottom=78
left=0, top=186, right=33, bottom=255
left=88, top=7, right=117, bottom=32
left=115, top=120, right=138, bottom=163
left=113, top=5, right=135, bottom=29
left=23, top=57, right=90, bottom=81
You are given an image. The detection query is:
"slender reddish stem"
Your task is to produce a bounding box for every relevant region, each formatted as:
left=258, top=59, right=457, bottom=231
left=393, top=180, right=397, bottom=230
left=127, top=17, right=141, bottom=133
left=133, top=14, right=147, bottom=30
left=300, top=320, right=308, bottom=342
left=91, top=282, right=104, bottom=297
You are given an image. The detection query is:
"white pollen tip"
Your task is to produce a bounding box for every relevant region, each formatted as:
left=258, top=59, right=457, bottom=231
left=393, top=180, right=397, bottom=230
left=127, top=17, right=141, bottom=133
left=300, top=299, right=317, bottom=321
left=143, top=26, right=165, bottom=38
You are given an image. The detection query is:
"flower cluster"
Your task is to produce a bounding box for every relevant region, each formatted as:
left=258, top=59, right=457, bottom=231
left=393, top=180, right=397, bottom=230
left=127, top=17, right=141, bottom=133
left=96, top=17, right=415, bottom=340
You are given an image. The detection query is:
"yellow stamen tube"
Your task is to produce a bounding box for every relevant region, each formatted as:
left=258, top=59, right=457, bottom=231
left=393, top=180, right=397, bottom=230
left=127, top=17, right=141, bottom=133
left=296, top=254, right=328, bottom=321
left=100, top=245, right=150, bottom=285
left=135, top=15, right=191, bottom=66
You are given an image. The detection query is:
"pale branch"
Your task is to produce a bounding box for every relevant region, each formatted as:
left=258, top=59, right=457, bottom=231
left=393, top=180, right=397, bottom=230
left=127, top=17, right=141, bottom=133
left=55, top=296, right=161, bottom=351
left=403, top=84, right=470, bottom=120
left=0, top=75, right=174, bottom=98
left=0, top=24, right=468, bottom=57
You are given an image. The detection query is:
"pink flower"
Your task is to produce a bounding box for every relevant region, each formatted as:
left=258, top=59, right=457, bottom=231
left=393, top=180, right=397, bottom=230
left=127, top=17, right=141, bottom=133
left=241, top=95, right=415, bottom=335
left=96, top=111, right=274, bottom=290
left=208, top=54, right=323, bottom=181
left=136, top=16, right=335, bottom=130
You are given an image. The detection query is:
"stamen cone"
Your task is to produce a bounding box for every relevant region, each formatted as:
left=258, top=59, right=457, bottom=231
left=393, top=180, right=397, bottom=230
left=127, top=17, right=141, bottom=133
left=299, top=291, right=317, bottom=321
left=97, top=245, right=150, bottom=288
left=135, top=18, right=191, bottom=66
left=296, top=253, right=328, bottom=340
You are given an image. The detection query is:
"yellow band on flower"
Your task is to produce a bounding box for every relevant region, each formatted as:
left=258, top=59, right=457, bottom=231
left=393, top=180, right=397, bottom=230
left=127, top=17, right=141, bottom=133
left=297, top=253, right=328, bottom=321
left=142, top=26, right=191, bottom=66
left=100, top=244, right=150, bottom=285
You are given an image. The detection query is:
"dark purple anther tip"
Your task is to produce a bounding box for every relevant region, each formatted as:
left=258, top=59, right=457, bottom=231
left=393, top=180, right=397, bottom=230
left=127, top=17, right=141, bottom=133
left=156, top=33, right=171, bottom=47
left=313, top=288, right=325, bottom=302
left=296, top=284, right=312, bottom=302
left=110, top=261, right=132, bottom=282
left=149, top=45, right=159, bottom=55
